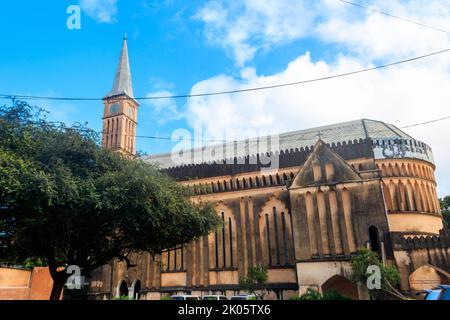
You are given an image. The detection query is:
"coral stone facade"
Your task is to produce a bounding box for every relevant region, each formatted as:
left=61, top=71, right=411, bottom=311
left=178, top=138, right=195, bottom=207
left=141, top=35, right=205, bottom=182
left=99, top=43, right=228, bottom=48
left=87, top=39, right=449, bottom=300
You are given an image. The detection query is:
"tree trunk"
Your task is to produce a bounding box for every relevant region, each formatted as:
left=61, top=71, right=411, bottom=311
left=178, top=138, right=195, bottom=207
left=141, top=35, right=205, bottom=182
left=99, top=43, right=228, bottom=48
left=47, top=257, right=69, bottom=301
left=50, top=278, right=66, bottom=300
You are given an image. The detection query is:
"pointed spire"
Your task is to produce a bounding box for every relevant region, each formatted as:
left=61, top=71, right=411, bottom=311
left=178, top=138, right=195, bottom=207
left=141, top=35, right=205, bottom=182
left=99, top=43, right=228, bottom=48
left=107, top=35, right=134, bottom=99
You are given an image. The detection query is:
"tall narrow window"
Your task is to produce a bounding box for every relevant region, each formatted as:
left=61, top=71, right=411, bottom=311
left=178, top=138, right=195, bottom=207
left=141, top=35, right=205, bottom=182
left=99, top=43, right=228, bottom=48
left=369, top=226, right=381, bottom=255
left=229, top=218, right=233, bottom=267
left=214, top=229, right=219, bottom=269
left=273, top=207, right=281, bottom=266
left=166, top=249, right=170, bottom=271
left=221, top=212, right=226, bottom=268
left=210, top=210, right=235, bottom=270
left=265, top=214, right=272, bottom=266
left=259, top=200, right=294, bottom=267
left=281, top=212, right=288, bottom=265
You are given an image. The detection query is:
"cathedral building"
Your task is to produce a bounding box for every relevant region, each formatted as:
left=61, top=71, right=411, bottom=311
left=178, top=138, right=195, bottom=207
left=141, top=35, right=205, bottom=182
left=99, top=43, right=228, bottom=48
left=88, top=38, right=450, bottom=300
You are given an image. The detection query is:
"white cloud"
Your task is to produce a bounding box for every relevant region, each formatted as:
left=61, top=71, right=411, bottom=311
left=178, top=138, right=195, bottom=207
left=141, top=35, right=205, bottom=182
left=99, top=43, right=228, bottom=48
left=80, top=0, right=118, bottom=24
left=316, top=0, right=450, bottom=61
left=194, top=0, right=319, bottom=66
left=145, top=79, right=183, bottom=124
left=188, top=0, right=450, bottom=196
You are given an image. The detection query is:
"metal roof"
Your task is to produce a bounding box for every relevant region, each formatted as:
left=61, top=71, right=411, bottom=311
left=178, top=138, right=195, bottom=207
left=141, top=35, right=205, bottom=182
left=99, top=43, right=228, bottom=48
left=143, top=119, right=422, bottom=169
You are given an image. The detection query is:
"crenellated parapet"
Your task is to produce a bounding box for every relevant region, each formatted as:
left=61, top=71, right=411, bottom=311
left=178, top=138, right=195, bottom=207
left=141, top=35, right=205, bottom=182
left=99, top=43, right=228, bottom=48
left=372, top=139, right=434, bottom=164
left=391, top=229, right=450, bottom=290
left=163, top=138, right=374, bottom=181
left=391, top=229, right=450, bottom=251
left=374, top=138, right=441, bottom=236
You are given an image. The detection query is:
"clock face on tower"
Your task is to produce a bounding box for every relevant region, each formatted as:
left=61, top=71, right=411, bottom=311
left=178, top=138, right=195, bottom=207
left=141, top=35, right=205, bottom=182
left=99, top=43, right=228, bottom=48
left=110, top=103, right=120, bottom=115
left=126, top=106, right=134, bottom=120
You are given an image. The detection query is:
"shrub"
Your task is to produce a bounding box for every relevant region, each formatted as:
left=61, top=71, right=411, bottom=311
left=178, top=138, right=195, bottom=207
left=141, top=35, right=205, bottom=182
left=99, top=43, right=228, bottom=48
left=112, top=295, right=132, bottom=300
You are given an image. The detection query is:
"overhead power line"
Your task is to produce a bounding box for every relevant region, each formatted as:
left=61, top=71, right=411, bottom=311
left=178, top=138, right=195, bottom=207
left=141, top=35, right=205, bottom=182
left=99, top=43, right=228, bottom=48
left=400, top=115, right=450, bottom=129
left=100, top=115, right=450, bottom=143
left=1, top=48, right=450, bottom=102
left=337, top=0, right=450, bottom=35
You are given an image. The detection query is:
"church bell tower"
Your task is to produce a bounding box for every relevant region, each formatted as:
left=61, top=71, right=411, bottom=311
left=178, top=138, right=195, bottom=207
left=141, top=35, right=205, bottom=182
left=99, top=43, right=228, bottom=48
left=102, top=35, right=139, bottom=156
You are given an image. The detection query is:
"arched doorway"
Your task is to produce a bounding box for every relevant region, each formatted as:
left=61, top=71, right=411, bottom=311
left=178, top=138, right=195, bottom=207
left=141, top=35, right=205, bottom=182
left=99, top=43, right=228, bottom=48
left=130, top=279, right=141, bottom=300
left=321, top=275, right=359, bottom=300
left=117, top=280, right=129, bottom=298
left=368, top=226, right=381, bottom=256
left=409, top=265, right=450, bottom=291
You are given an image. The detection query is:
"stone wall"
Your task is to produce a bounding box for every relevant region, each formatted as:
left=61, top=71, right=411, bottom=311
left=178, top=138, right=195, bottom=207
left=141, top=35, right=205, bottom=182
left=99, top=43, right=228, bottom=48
left=391, top=229, right=450, bottom=291
left=0, top=267, right=56, bottom=300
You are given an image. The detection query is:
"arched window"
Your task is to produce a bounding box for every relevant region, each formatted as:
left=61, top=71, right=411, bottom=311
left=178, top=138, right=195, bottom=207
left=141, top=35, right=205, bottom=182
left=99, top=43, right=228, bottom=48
left=368, top=226, right=381, bottom=255
left=261, top=176, right=267, bottom=187
left=117, top=280, right=128, bottom=298
left=235, top=179, right=241, bottom=190
left=209, top=209, right=237, bottom=270
left=131, top=280, right=141, bottom=300
left=321, top=275, right=359, bottom=300
left=259, top=198, right=294, bottom=267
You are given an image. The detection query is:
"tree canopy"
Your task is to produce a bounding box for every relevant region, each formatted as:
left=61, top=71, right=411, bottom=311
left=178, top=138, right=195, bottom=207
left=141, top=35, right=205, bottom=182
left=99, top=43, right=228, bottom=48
left=440, top=196, right=450, bottom=228
left=0, top=101, right=220, bottom=299
left=239, top=266, right=268, bottom=300
left=351, top=248, right=401, bottom=300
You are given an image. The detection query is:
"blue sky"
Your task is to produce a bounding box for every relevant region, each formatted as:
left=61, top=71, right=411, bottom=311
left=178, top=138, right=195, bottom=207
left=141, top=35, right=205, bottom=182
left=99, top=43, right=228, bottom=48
left=0, top=1, right=327, bottom=154
left=1, top=0, right=450, bottom=195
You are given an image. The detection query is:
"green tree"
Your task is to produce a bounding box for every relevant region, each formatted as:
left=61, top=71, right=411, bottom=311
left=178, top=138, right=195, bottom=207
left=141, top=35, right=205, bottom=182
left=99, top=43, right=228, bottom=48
left=239, top=266, right=268, bottom=300
left=351, top=248, right=402, bottom=300
left=439, top=196, right=450, bottom=228
left=0, top=102, right=220, bottom=300
left=289, top=288, right=351, bottom=300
